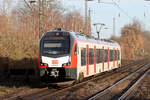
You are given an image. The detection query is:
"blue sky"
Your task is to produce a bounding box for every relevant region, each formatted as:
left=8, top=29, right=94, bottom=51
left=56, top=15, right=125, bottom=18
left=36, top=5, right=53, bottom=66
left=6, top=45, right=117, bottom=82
left=59, top=0, right=150, bottom=39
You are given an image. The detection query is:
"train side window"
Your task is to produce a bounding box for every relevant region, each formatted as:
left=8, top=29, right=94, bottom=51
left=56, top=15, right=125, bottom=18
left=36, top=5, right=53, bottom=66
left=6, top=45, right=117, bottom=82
left=115, top=50, right=117, bottom=61
left=81, top=48, right=86, bottom=66
left=96, top=49, right=98, bottom=63
left=110, top=50, right=113, bottom=61
left=104, top=49, right=108, bottom=62
left=96, top=49, right=100, bottom=63
left=96, top=49, right=103, bottom=63
left=75, top=44, right=77, bottom=55
left=112, top=50, right=114, bottom=61
left=100, top=49, right=103, bottom=63
left=109, top=50, right=111, bottom=61
left=118, top=50, right=120, bottom=60
left=89, top=48, right=94, bottom=65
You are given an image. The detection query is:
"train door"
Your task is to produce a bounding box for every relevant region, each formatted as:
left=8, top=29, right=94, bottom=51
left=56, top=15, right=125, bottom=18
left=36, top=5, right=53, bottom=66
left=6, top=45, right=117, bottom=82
left=77, top=44, right=80, bottom=80
left=77, top=43, right=86, bottom=80
left=113, top=48, right=115, bottom=68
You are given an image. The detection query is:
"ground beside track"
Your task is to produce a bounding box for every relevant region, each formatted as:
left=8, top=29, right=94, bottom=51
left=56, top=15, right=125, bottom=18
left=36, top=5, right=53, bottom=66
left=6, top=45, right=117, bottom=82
left=0, top=77, right=46, bottom=100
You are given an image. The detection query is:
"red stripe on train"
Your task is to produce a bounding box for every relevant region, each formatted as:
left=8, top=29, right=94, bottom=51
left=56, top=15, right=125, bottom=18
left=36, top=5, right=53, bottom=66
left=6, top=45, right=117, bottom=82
left=117, top=48, right=118, bottom=65
left=113, top=48, right=115, bottom=68
left=94, top=46, right=96, bottom=73
left=86, top=45, right=89, bottom=75
left=108, top=48, right=109, bottom=70
left=102, top=46, right=104, bottom=71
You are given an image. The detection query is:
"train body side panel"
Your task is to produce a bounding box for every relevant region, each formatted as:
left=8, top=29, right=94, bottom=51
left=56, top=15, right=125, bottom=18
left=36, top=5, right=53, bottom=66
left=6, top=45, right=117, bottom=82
left=76, top=40, right=121, bottom=79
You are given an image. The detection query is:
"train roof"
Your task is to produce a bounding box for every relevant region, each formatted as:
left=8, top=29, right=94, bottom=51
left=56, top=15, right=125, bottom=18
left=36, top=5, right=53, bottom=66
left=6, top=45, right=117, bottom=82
left=71, top=32, right=120, bottom=47
left=44, top=29, right=120, bottom=47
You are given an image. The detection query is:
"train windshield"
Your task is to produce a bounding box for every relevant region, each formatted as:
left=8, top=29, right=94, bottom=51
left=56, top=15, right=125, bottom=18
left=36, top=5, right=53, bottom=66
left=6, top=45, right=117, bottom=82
left=42, top=32, right=70, bottom=57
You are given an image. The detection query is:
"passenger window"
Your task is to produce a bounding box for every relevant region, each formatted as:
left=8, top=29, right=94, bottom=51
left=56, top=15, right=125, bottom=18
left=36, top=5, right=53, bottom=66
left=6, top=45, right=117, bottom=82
left=104, top=49, right=108, bottom=62
left=75, top=44, right=77, bottom=55
left=89, top=48, right=94, bottom=65
left=96, top=49, right=103, bottom=63
left=81, top=48, right=86, bottom=66
left=96, top=49, right=100, bottom=63
left=115, top=50, right=117, bottom=60
left=110, top=50, right=113, bottom=61
left=118, top=50, right=120, bottom=60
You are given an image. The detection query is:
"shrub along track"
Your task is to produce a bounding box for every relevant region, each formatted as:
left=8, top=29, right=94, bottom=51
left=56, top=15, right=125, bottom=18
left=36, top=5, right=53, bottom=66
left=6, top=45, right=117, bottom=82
left=3, top=58, right=150, bottom=100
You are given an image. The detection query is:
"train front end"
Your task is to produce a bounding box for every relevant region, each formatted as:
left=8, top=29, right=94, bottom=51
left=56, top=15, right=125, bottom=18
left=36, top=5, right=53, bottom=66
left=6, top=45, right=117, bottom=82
left=38, top=30, right=77, bottom=82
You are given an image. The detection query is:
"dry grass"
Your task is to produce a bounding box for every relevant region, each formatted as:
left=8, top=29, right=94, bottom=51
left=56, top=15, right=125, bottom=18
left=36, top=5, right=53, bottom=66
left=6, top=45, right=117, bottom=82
left=0, top=78, right=30, bottom=97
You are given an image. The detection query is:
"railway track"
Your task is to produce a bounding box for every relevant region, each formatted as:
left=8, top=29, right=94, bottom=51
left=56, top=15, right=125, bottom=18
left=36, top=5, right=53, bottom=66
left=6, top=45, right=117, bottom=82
left=88, top=63, right=150, bottom=100
left=118, top=67, right=150, bottom=100
left=127, top=67, right=150, bottom=99
left=3, top=58, right=150, bottom=100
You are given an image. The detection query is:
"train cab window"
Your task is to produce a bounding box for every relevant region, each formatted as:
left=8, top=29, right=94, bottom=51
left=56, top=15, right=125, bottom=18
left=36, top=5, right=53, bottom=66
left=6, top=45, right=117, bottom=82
left=104, top=49, right=108, bottom=62
left=81, top=48, right=86, bottom=66
left=42, top=32, right=70, bottom=57
left=89, top=48, right=94, bottom=65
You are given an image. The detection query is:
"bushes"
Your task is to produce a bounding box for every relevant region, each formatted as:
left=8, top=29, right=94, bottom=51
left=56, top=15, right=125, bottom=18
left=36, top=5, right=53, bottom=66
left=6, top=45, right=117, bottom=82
left=111, top=20, right=150, bottom=60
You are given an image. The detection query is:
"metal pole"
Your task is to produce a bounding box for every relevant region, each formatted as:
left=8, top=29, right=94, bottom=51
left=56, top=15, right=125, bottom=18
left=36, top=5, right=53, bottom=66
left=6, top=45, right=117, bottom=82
left=38, top=0, right=44, bottom=39
left=38, top=0, right=41, bottom=39
left=88, top=8, right=91, bottom=35
left=113, top=17, right=116, bottom=36
left=42, top=0, right=45, bottom=33
left=85, top=0, right=88, bottom=34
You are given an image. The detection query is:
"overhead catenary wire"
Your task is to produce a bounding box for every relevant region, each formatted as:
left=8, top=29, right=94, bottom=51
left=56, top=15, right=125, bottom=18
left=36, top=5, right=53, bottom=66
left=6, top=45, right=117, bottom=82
left=112, top=0, right=133, bottom=20
left=60, top=0, right=133, bottom=20
left=94, top=0, right=133, bottom=20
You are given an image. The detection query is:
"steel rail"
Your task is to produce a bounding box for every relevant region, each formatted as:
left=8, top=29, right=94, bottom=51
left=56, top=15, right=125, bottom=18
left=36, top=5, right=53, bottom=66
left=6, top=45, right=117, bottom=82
left=88, top=63, right=150, bottom=100
left=118, top=66, right=150, bottom=100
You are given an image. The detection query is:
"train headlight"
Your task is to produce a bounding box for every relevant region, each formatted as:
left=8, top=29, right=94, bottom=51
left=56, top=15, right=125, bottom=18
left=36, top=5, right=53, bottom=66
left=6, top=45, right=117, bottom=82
left=62, top=62, right=71, bottom=66
left=40, top=63, right=48, bottom=66
left=40, top=63, right=44, bottom=66
left=44, top=63, right=48, bottom=66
